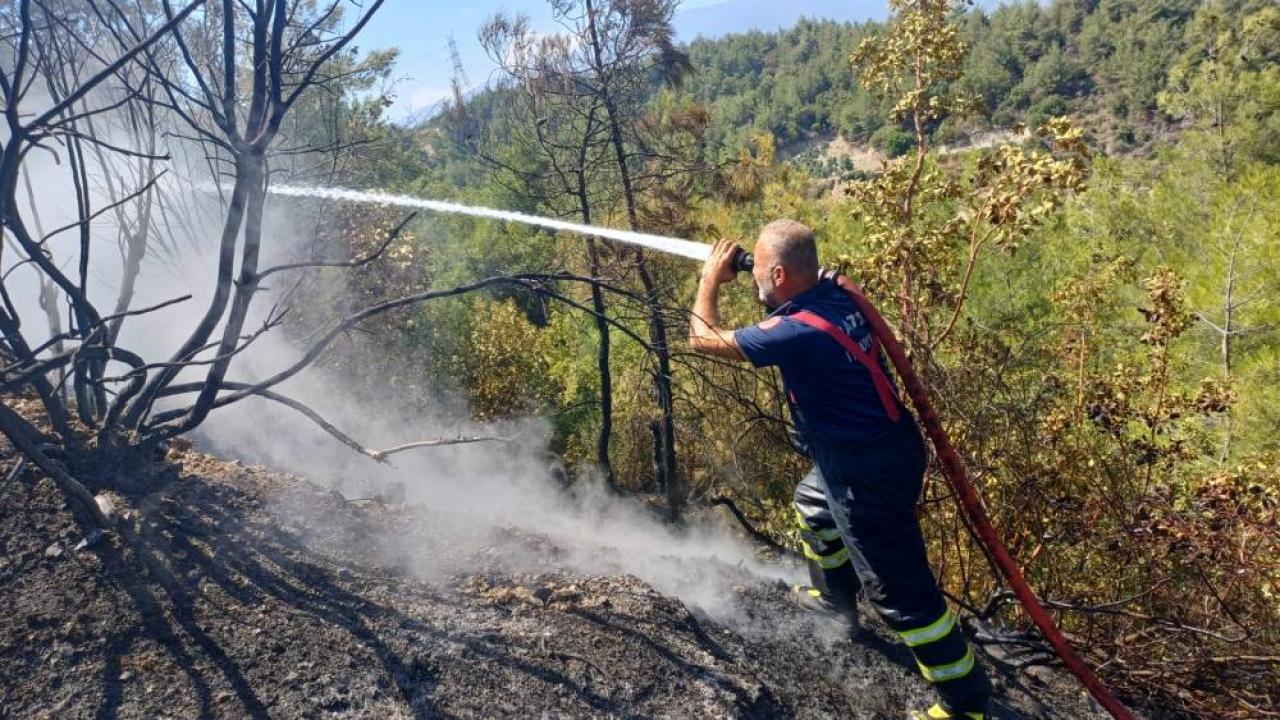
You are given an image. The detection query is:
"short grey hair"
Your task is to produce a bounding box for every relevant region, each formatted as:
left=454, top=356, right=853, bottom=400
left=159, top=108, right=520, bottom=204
left=759, top=219, right=819, bottom=277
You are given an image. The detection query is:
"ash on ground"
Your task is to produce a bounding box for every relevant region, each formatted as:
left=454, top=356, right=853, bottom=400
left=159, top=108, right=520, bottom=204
left=0, top=443, right=1114, bottom=719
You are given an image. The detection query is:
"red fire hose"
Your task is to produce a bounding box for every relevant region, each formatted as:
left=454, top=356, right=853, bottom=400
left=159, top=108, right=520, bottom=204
left=835, top=274, right=1136, bottom=720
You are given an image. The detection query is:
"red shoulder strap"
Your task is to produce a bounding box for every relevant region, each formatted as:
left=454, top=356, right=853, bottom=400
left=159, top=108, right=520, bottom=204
left=788, top=309, right=901, bottom=422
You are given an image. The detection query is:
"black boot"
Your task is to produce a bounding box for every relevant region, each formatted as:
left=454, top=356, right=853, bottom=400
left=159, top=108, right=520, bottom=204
left=790, top=584, right=860, bottom=636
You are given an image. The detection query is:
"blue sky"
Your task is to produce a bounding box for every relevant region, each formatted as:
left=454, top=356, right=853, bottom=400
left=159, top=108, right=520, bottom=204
left=358, top=0, right=896, bottom=123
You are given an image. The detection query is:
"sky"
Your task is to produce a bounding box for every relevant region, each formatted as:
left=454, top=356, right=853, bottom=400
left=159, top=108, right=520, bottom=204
left=357, top=0, right=897, bottom=124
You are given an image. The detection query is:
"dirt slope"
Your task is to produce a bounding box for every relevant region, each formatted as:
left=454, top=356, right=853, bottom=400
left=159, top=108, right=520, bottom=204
left=0, top=443, right=1112, bottom=719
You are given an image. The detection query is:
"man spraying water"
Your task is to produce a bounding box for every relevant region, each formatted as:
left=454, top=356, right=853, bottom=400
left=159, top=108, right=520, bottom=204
left=687, top=221, right=991, bottom=720
left=259, top=184, right=1127, bottom=718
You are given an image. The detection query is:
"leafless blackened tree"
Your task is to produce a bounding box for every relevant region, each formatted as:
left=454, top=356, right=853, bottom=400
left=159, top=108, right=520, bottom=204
left=0, top=2, right=422, bottom=523
left=577, top=0, right=691, bottom=519
left=478, top=13, right=621, bottom=486
left=478, top=0, right=693, bottom=517
left=0, top=0, right=668, bottom=533
left=0, top=0, right=209, bottom=525
left=116, top=0, right=395, bottom=437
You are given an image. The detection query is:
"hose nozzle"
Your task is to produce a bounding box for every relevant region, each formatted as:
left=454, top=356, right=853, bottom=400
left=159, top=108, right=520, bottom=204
left=731, top=247, right=754, bottom=273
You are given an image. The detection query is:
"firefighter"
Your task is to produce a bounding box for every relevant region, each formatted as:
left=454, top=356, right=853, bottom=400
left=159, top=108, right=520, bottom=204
left=687, top=221, right=991, bottom=720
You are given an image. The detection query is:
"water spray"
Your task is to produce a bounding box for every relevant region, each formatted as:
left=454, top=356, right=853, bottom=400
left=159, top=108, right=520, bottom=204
left=267, top=185, right=757, bottom=273
left=269, top=185, right=698, bottom=257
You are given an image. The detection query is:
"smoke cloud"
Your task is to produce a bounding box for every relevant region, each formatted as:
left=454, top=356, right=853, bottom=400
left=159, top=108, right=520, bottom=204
left=6, top=128, right=804, bottom=628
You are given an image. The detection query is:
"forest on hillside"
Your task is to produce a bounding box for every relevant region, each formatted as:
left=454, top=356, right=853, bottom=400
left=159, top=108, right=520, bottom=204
left=0, top=0, right=1277, bottom=717
left=677, top=0, right=1280, bottom=162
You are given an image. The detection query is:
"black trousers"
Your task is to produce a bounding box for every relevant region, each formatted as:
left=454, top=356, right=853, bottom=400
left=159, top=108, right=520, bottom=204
left=793, top=418, right=991, bottom=714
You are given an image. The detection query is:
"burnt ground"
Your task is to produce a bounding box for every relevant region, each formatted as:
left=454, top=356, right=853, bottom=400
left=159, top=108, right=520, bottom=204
left=0, top=440, right=1117, bottom=719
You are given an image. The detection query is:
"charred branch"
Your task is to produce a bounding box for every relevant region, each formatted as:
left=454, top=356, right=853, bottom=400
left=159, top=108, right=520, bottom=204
left=257, top=211, right=416, bottom=280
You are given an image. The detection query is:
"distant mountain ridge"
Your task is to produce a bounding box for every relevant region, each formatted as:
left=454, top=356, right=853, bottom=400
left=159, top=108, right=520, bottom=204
left=674, top=0, right=887, bottom=40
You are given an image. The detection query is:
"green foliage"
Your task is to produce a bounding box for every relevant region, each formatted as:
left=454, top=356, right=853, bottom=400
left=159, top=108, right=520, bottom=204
left=452, top=298, right=558, bottom=421
left=839, top=0, right=1093, bottom=348
left=668, top=0, right=1280, bottom=162
left=826, top=2, right=1280, bottom=714
left=1078, top=0, right=1199, bottom=121
left=951, top=151, right=1280, bottom=716
left=678, top=20, right=884, bottom=151
left=869, top=125, right=915, bottom=157
left=1159, top=1, right=1280, bottom=174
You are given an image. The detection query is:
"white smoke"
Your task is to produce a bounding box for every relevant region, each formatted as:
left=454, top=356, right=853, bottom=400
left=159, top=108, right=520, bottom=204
left=4, top=123, right=803, bottom=627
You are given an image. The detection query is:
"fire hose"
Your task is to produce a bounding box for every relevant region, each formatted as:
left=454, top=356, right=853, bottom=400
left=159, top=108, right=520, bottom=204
left=844, top=275, right=1135, bottom=720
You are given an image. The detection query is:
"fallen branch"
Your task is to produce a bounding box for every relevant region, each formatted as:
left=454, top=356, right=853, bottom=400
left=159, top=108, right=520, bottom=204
left=1163, top=655, right=1280, bottom=665
left=370, top=435, right=509, bottom=461
left=2, top=456, right=27, bottom=492
left=151, top=381, right=391, bottom=463
left=151, top=381, right=506, bottom=466
left=1042, top=598, right=1248, bottom=643
left=709, top=496, right=792, bottom=555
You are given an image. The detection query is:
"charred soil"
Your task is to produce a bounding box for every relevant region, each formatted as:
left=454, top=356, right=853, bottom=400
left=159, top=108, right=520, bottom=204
left=1, top=438, right=1113, bottom=719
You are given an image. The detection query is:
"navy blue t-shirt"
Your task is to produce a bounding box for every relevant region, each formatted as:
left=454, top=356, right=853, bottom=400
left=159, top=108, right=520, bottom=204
left=735, top=279, right=899, bottom=447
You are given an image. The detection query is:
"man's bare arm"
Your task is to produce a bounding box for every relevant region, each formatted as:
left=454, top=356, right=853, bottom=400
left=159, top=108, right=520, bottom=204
left=688, top=238, right=748, bottom=362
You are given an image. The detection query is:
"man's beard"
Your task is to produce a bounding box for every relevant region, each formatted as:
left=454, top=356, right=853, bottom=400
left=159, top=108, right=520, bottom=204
left=757, top=276, right=778, bottom=309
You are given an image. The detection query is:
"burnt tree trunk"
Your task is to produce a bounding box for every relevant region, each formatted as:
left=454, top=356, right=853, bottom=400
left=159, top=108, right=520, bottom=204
left=575, top=187, right=615, bottom=487
left=584, top=240, right=615, bottom=486
left=601, top=102, right=680, bottom=516
left=169, top=150, right=269, bottom=435
left=586, top=0, right=681, bottom=518
left=123, top=163, right=254, bottom=430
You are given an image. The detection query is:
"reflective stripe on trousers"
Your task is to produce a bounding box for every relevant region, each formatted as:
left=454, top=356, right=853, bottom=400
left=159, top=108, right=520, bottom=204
left=793, top=466, right=860, bottom=606
left=898, top=609, right=977, bottom=683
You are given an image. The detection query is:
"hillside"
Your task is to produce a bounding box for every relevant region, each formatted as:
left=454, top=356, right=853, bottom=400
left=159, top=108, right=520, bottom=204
left=0, top=428, right=1109, bottom=719
left=675, top=0, right=888, bottom=40
left=613, top=0, right=1273, bottom=162
left=428, top=0, right=1260, bottom=174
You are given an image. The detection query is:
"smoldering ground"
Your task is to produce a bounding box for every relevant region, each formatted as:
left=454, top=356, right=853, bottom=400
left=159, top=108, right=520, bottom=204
left=6, top=129, right=810, bottom=635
